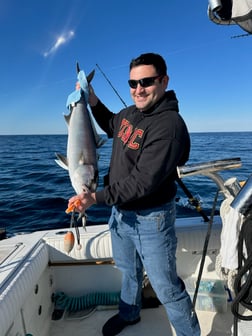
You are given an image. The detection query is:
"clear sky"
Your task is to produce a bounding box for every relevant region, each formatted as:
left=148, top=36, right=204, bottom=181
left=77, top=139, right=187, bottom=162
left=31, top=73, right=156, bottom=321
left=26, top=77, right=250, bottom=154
left=1, top=0, right=251, bottom=135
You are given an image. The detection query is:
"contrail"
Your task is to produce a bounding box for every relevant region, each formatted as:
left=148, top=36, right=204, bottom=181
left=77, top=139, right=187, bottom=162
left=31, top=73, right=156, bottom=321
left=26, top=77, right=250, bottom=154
left=43, top=30, right=75, bottom=57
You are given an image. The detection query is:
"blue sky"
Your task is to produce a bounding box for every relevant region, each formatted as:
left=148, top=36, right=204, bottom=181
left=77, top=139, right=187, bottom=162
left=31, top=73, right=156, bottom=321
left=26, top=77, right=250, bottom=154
left=1, top=0, right=251, bottom=135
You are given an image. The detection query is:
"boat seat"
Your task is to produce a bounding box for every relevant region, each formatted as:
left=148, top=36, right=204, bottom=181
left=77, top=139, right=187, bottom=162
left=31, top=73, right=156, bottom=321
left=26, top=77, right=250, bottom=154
left=0, top=242, right=49, bottom=336
left=44, top=227, right=113, bottom=264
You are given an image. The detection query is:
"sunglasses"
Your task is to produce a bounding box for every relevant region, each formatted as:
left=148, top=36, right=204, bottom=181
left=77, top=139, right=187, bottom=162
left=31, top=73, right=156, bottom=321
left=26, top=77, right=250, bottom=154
left=128, top=75, right=163, bottom=89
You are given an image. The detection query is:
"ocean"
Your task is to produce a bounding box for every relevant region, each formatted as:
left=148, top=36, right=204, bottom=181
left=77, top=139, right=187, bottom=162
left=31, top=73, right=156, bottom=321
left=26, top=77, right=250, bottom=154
left=0, top=132, right=251, bottom=236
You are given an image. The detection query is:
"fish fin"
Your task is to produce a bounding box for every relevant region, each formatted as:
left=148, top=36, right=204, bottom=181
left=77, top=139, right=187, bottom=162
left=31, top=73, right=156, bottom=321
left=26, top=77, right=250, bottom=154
left=55, top=153, right=69, bottom=170
left=64, top=112, right=72, bottom=125
left=76, top=62, right=95, bottom=84
left=87, top=69, right=95, bottom=83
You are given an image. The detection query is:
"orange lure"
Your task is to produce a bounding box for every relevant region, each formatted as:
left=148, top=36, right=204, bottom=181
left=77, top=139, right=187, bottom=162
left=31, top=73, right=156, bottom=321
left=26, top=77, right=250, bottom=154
left=65, top=199, right=81, bottom=214
left=64, top=231, right=75, bottom=253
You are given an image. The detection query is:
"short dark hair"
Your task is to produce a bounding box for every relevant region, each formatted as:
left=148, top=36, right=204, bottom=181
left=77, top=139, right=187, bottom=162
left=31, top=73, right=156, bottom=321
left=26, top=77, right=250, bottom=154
left=129, top=53, right=167, bottom=76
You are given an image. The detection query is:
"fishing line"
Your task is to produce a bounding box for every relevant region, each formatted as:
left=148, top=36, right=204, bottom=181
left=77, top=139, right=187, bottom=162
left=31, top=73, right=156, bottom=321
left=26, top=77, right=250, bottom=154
left=70, top=209, right=81, bottom=246
left=96, top=63, right=128, bottom=108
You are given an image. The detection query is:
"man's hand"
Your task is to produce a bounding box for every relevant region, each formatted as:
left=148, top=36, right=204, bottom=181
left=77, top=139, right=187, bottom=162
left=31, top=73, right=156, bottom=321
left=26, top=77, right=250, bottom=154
left=67, top=187, right=96, bottom=214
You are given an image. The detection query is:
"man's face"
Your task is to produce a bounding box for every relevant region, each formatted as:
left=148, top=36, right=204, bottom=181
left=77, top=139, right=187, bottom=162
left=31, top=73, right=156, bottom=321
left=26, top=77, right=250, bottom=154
left=129, top=64, right=168, bottom=111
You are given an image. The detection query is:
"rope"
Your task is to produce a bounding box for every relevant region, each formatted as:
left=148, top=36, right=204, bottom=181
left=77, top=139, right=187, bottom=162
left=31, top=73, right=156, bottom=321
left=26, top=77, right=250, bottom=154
left=215, top=253, right=237, bottom=291
left=231, top=214, right=252, bottom=336
left=54, top=291, right=120, bottom=312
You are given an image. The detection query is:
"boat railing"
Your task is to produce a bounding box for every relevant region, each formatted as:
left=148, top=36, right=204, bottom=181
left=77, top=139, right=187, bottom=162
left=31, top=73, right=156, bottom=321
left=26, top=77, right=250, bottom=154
left=177, top=157, right=242, bottom=199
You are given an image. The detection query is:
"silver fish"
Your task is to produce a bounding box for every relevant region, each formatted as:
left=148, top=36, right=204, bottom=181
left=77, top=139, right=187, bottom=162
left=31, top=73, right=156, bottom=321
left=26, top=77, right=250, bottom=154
left=55, top=63, right=105, bottom=226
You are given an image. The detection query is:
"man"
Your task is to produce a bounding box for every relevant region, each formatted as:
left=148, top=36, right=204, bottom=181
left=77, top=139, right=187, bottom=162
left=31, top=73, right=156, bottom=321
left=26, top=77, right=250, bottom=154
left=68, top=53, right=200, bottom=336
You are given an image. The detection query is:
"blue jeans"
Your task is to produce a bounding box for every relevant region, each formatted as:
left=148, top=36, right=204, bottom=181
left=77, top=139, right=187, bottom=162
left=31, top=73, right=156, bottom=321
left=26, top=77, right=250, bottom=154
left=108, top=200, right=200, bottom=336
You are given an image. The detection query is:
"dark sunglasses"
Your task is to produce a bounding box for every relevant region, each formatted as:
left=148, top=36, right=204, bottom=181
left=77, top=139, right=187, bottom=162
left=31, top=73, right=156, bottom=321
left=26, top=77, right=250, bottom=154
left=128, top=75, right=163, bottom=89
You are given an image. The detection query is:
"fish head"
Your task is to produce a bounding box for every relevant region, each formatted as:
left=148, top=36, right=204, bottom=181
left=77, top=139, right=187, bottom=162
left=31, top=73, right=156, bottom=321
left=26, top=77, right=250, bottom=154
left=71, top=164, right=98, bottom=194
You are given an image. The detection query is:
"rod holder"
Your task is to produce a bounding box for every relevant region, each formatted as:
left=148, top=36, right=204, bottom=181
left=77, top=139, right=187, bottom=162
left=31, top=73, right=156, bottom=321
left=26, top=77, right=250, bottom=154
left=177, top=158, right=242, bottom=197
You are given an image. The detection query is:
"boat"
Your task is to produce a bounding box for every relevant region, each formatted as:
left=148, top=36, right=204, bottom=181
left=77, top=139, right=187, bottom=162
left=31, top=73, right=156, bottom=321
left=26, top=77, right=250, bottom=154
left=208, top=0, right=252, bottom=36
left=1, top=157, right=252, bottom=336
left=1, top=3, right=252, bottom=334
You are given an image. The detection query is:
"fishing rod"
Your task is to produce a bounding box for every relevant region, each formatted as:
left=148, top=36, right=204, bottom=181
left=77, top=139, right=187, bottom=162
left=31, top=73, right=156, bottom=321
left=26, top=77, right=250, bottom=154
left=96, top=63, right=128, bottom=108
left=176, top=177, right=209, bottom=222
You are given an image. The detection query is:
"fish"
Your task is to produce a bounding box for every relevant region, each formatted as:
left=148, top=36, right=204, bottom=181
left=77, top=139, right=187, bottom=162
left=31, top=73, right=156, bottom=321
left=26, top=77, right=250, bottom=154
left=55, top=63, right=105, bottom=226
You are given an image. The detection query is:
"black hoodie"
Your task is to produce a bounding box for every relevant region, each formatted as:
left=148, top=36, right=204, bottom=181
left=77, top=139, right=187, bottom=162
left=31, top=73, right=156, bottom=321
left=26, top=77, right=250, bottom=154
left=91, top=90, right=190, bottom=210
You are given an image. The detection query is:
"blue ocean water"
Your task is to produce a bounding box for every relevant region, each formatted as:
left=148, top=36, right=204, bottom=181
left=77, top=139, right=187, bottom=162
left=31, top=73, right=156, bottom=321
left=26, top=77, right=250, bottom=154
left=0, top=132, right=251, bottom=235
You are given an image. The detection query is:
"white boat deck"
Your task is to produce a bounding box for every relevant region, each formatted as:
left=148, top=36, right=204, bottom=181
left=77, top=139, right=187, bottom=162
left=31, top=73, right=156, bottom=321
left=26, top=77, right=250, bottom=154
left=50, top=305, right=235, bottom=336
left=1, top=221, right=252, bottom=336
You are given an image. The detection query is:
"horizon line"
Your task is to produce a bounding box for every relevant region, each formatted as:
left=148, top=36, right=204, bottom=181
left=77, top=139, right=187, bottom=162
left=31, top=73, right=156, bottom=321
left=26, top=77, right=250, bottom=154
left=1, top=130, right=252, bottom=136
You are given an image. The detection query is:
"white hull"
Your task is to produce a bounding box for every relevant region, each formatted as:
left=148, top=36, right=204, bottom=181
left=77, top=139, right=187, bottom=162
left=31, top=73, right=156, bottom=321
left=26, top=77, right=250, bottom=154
left=1, top=216, right=251, bottom=336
